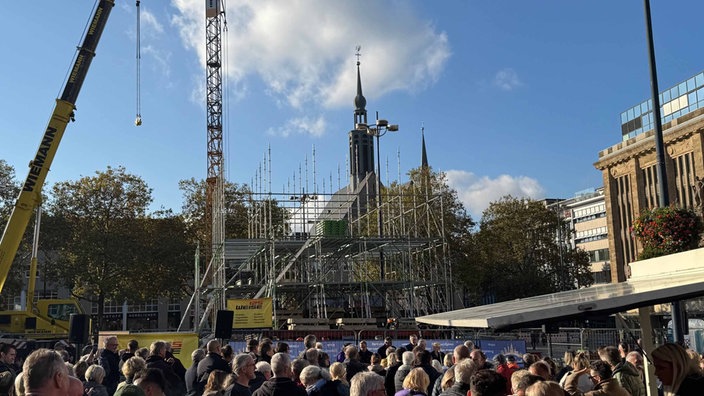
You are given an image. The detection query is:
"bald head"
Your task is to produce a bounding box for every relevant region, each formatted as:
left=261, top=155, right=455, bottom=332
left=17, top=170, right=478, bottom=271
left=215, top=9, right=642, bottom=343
left=69, top=377, right=84, bottom=396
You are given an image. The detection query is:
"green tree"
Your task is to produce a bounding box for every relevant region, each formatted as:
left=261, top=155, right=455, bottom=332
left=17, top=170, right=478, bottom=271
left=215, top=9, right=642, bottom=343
left=0, top=160, right=24, bottom=299
left=460, top=196, right=592, bottom=305
left=47, top=166, right=191, bottom=329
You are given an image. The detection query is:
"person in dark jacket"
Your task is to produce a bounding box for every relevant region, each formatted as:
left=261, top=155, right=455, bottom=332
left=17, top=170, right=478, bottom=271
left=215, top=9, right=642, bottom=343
left=145, top=341, right=185, bottom=396
left=252, top=352, right=306, bottom=396
left=198, top=340, right=230, bottom=389
left=185, top=349, right=206, bottom=396
left=438, top=359, right=477, bottom=396
left=414, top=350, right=440, bottom=396
left=0, top=343, right=18, bottom=396
left=342, top=347, right=367, bottom=383
left=598, top=345, right=645, bottom=396
left=377, top=338, right=393, bottom=360
left=99, top=336, right=121, bottom=396
left=385, top=347, right=406, bottom=396
left=652, top=343, right=704, bottom=396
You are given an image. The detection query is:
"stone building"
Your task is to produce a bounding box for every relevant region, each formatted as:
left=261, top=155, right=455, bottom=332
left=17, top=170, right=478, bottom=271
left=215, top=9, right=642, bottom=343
left=594, top=71, right=704, bottom=283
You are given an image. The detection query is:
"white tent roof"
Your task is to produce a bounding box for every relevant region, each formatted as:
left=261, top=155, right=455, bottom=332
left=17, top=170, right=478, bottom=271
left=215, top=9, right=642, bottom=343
left=416, top=251, right=704, bottom=329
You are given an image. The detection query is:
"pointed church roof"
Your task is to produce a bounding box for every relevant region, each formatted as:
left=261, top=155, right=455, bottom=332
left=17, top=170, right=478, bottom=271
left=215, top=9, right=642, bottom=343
left=354, top=60, right=367, bottom=114
left=421, top=125, right=429, bottom=168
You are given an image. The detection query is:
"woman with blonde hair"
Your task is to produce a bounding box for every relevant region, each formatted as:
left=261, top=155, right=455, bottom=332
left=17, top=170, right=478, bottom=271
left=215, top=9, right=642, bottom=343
left=526, top=380, right=565, bottom=396
left=652, top=343, right=704, bottom=396
left=559, top=351, right=591, bottom=392
left=329, top=362, right=350, bottom=396
left=117, top=356, right=146, bottom=391
left=83, top=365, right=109, bottom=396
left=395, top=367, right=430, bottom=396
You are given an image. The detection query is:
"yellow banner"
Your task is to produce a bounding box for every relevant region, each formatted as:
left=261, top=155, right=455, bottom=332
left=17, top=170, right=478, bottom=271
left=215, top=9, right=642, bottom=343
left=226, top=298, right=273, bottom=329
left=98, top=332, right=199, bottom=362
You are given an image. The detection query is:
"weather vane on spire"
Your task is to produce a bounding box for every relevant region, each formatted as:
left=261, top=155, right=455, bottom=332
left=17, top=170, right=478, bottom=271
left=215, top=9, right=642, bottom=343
left=355, top=45, right=362, bottom=65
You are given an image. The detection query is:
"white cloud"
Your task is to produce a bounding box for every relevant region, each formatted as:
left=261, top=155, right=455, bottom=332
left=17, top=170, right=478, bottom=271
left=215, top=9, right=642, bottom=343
left=171, top=0, right=450, bottom=119
left=445, top=170, right=545, bottom=218
left=494, top=68, right=522, bottom=91
left=266, top=116, right=327, bottom=138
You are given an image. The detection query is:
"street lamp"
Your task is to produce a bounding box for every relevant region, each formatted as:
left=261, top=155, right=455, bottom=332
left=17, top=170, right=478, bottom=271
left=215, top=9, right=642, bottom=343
left=355, top=114, right=398, bottom=280
left=290, top=190, right=318, bottom=239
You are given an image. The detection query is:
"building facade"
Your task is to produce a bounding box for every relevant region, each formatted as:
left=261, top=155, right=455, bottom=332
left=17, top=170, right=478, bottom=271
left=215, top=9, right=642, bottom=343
left=595, top=71, right=704, bottom=283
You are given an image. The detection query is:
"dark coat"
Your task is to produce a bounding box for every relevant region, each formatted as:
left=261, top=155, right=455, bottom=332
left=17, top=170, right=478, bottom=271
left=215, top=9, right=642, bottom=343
left=252, top=377, right=307, bottom=396
left=98, top=349, right=121, bottom=396
left=344, top=359, right=368, bottom=382
left=677, top=374, right=704, bottom=396
left=185, top=363, right=203, bottom=396
left=438, top=383, right=470, bottom=396
left=249, top=371, right=267, bottom=393
left=197, top=353, right=229, bottom=384
left=385, top=362, right=402, bottom=396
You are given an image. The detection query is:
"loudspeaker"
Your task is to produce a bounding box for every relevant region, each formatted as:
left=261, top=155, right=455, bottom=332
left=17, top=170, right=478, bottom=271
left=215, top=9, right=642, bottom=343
left=214, top=310, right=233, bottom=339
left=69, top=314, right=91, bottom=344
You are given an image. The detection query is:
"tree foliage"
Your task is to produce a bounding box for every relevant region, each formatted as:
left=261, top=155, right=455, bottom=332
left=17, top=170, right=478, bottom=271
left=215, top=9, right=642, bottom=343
left=46, top=166, right=192, bottom=329
left=0, top=160, right=24, bottom=298
left=458, top=196, right=592, bottom=305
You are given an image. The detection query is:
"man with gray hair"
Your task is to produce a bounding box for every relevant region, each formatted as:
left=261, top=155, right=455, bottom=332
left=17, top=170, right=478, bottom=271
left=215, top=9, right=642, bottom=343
left=99, top=336, right=121, bottom=396
left=23, top=349, right=71, bottom=396
left=439, top=359, right=478, bottom=396
left=228, top=354, right=255, bottom=396
left=252, top=353, right=306, bottom=396
left=185, top=349, right=205, bottom=396
left=350, top=371, right=384, bottom=396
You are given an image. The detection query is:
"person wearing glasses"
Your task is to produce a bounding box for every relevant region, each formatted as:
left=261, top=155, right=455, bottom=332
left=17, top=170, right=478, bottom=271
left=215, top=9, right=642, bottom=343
left=99, top=337, right=121, bottom=396
left=226, top=354, right=256, bottom=396
left=563, top=360, right=629, bottom=396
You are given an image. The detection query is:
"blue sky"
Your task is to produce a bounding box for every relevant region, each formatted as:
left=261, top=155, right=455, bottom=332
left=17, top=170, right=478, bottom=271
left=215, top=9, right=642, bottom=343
left=2, top=1, right=704, bottom=220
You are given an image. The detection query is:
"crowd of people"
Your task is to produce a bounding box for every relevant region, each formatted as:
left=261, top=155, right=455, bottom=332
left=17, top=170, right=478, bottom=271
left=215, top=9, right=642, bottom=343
left=1, top=334, right=704, bottom=396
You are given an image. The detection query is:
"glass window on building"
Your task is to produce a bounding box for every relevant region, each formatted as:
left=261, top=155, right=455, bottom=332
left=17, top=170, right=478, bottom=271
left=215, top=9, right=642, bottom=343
left=696, top=73, right=704, bottom=88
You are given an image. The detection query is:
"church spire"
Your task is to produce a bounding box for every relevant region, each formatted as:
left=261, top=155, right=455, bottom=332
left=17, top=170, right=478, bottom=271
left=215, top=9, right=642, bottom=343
left=354, top=45, right=367, bottom=126
left=421, top=124, right=429, bottom=168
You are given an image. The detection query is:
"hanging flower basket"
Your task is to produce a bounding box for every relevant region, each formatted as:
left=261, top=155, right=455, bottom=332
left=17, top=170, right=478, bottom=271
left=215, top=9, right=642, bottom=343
left=631, top=206, right=703, bottom=260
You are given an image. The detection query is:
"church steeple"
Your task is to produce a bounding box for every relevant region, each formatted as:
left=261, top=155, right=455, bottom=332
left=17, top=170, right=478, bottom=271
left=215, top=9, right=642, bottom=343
left=421, top=124, right=429, bottom=168
left=354, top=45, right=367, bottom=126
left=349, top=46, right=374, bottom=190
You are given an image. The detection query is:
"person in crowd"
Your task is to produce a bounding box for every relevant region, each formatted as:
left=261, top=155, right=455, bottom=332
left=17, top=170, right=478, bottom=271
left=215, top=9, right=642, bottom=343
left=430, top=361, right=443, bottom=376
left=343, top=347, right=367, bottom=383
left=134, top=368, right=167, bottom=396
left=349, top=372, right=384, bottom=396
left=202, top=370, right=228, bottom=396
left=304, top=349, right=320, bottom=367
left=227, top=354, right=256, bottom=396
left=414, top=350, right=440, bottom=395
left=541, top=358, right=557, bottom=381
left=74, top=360, right=89, bottom=383
left=470, top=350, right=493, bottom=371
left=394, top=352, right=415, bottom=393
left=395, top=367, right=430, bottom=396
left=563, top=360, right=629, bottom=396
left=558, top=352, right=591, bottom=393
left=404, top=336, right=419, bottom=352
left=118, top=356, right=147, bottom=392
left=84, top=365, right=110, bottom=396
left=221, top=346, right=235, bottom=370
left=555, top=351, right=574, bottom=384
left=145, top=341, right=184, bottom=396
left=258, top=343, right=273, bottom=364
left=99, top=336, right=121, bottom=396
left=0, top=343, right=18, bottom=396
left=114, top=385, right=146, bottom=396
left=292, top=358, right=310, bottom=388
left=251, top=362, right=271, bottom=393
left=524, top=381, right=563, bottom=396
left=198, top=340, right=229, bottom=390
left=493, top=354, right=514, bottom=394
left=651, top=343, right=704, bottom=396
left=329, top=362, right=350, bottom=396
left=415, top=340, right=427, bottom=354
left=69, top=377, right=87, bottom=396
left=385, top=348, right=405, bottom=396
left=617, top=343, right=628, bottom=362
left=598, top=345, right=644, bottom=396
left=368, top=354, right=385, bottom=377
left=246, top=340, right=260, bottom=362
left=470, top=369, right=507, bottom=396
left=300, top=365, right=339, bottom=396
left=274, top=343, right=289, bottom=355
left=435, top=366, right=454, bottom=396
left=136, top=348, right=149, bottom=361
left=625, top=351, right=644, bottom=383
left=12, top=372, right=24, bottom=396
left=528, top=362, right=551, bottom=382
left=509, top=370, right=530, bottom=396
left=22, top=349, right=70, bottom=396
left=252, top=352, right=307, bottom=396
left=185, top=349, right=206, bottom=396
left=318, top=351, right=331, bottom=369
left=430, top=344, right=444, bottom=365
left=521, top=355, right=537, bottom=370
left=358, top=342, right=373, bottom=365
left=430, top=345, right=469, bottom=396
left=377, top=338, right=394, bottom=360
left=506, top=356, right=520, bottom=372
left=121, top=341, right=139, bottom=365
left=441, top=355, right=452, bottom=372
left=438, top=359, right=477, bottom=396
left=299, top=336, right=317, bottom=359
left=337, top=344, right=352, bottom=364
left=514, top=373, right=544, bottom=396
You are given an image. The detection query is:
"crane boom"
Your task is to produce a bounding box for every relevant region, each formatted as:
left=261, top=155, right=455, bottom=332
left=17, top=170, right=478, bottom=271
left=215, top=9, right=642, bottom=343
left=0, top=0, right=115, bottom=293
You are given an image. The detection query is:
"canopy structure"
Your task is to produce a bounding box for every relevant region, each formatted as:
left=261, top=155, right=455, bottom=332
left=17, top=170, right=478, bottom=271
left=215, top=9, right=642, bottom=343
left=416, top=249, right=704, bottom=329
